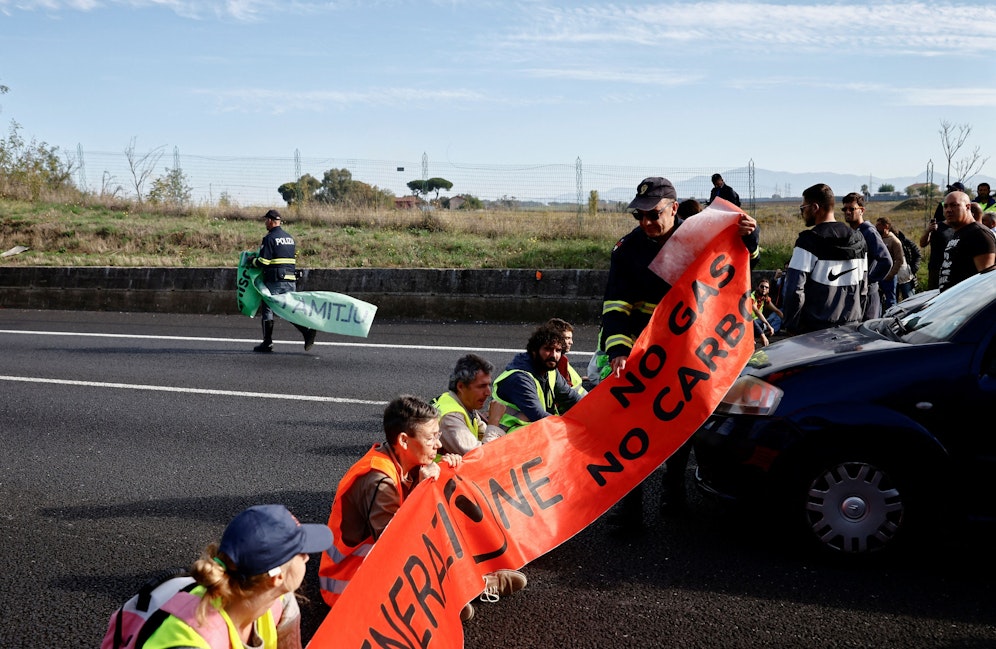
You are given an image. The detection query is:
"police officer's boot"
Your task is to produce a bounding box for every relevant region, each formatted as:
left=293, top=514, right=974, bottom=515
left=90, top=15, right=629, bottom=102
left=254, top=320, right=274, bottom=353
left=606, top=484, right=645, bottom=532
left=293, top=323, right=317, bottom=351
left=660, top=443, right=691, bottom=517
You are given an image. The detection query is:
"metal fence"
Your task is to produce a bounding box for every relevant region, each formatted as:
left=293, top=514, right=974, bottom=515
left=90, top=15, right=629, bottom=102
left=75, top=147, right=755, bottom=211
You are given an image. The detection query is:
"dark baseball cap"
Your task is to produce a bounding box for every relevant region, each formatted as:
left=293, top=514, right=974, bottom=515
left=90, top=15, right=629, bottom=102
left=263, top=209, right=282, bottom=221
left=946, top=182, right=966, bottom=193
left=218, top=504, right=332, bottom=578
left=627, top=177, right=678, bottom=210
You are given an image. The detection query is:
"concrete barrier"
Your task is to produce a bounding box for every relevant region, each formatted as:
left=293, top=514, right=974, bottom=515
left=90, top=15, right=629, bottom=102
left=0, top=267, right=609, bottom=323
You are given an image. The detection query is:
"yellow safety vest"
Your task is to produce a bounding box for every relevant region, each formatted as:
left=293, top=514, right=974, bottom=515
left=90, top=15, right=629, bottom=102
left=491, top=368, right=559, bottom=432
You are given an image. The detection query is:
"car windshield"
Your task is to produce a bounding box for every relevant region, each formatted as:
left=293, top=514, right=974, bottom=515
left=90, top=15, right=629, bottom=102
left=896, top=270, right=996, bottom=343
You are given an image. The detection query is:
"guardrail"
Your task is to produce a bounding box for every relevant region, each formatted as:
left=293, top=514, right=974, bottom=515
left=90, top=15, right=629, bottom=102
left=0, top=267, right=609, bottom=323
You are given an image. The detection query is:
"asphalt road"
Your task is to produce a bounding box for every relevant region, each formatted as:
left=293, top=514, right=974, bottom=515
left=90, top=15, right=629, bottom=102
left=1, top=309, right=994, bottom=648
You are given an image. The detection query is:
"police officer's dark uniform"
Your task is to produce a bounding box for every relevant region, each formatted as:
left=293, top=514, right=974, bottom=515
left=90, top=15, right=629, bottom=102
left=249, top=209, right=317, bottom=353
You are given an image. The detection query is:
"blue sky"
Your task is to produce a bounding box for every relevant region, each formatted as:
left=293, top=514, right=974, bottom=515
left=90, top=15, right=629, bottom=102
left=1, top=0, right=995, bottom=199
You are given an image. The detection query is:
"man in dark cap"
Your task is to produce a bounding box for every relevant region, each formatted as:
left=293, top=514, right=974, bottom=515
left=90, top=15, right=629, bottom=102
left=599, top=177, right=759, bottom=527
left=246, top=209, right=317, bottom=352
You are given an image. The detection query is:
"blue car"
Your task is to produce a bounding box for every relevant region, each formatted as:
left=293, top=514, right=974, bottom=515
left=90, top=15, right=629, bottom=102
left=694, top=267, right=996, bottom=556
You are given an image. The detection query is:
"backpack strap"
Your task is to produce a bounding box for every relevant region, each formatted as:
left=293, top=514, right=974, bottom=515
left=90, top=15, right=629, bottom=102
left=111, top=570, right=191, bottom=649
left=132, top=582, right=199, bottom=649
left=158, top=588, right=231, bottom=648
left=137, top=569, right=190, bottom=612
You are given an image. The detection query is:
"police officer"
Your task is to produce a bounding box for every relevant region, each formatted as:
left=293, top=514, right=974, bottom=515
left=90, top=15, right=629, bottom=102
left=247, top=209, right=317, bottom=352
left=601, top=177, right=758, bottom=528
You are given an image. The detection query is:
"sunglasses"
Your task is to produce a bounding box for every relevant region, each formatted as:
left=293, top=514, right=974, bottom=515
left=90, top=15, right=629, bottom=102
left=633, top=208, right=664, bottom=221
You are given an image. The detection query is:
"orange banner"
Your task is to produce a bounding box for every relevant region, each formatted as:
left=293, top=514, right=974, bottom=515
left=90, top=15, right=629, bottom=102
left=309, top=207, right=752, bottom=649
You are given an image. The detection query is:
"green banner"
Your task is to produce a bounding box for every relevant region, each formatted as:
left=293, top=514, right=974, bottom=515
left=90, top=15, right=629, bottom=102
left=237, top=252, right=377, bottom=338
left=237, top=251, right=263, bottom=317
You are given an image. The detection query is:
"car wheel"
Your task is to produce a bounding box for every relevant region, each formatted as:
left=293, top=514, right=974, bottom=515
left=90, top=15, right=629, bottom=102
left=802, top=460, right=906, bottom=555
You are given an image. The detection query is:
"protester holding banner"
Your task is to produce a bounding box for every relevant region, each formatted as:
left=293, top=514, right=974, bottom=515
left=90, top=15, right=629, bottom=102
left=307, top=205, right=755, bottom=648
left=245, top=209, right=317, bottom=353
left=318, top=395, right=525, bottom=621
left=432, top=354, right=506, bottom=456
left=599, top=176, right=759, bottom=527
left=492, top=325, right=583, bottom=432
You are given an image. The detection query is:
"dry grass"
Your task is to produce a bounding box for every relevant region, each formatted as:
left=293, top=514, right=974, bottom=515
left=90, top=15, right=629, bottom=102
left=0, top=195, right=933, bottom=272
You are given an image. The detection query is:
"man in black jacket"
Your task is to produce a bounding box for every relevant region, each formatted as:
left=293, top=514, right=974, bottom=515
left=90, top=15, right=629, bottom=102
left=247, top=210, right=317, bottom=353
left=707, top=173, right=741, bottom=207
left=599, top=176, right=758, bottom=527
left=782, top=184, right=868, bottom=334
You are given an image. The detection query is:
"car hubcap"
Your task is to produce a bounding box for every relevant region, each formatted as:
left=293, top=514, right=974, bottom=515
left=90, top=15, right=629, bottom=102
left=804, top=461, right=904, bottom=553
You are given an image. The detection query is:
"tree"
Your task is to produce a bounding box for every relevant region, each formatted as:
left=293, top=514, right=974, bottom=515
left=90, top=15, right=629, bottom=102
left=0, top=120, right=77, bottom=200
left=124, top=137, right=164, bottom=203
left=457, top=194, right=483, bottom=210
left=312, top=167, right=394, bottom=208
left=407, top=177, right=453, bottom=200
left=319, top=168, right=356, bottom=203
left=588, top=190, right=599, bottom=217
left=905, top=183, right=939, bottom=198
left=939, top=120, right=989, bottom=187
left=278, top=173, right=321, bottom=205
left=878, top=183, right=895, bottom=193
left=147, top=167, right=193, bottom=207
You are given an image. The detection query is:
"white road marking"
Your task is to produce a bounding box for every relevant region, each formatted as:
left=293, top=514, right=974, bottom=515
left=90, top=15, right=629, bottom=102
left=0, top=328, right=594, bottom=356
left=0, top=374, right=388, bottom=404
left=0, top=328, right=595, bottom=401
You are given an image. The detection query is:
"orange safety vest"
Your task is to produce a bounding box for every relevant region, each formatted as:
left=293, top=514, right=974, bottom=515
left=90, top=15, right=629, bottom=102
left=318, top=444, right=403, bottom=607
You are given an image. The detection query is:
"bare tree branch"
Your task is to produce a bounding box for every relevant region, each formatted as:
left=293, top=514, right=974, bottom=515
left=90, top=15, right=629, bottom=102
left=953, top=146, right=990, bottom=187
left=939, top=120, right=971, bottom=187
left=124, top=137, right=164, bottom=203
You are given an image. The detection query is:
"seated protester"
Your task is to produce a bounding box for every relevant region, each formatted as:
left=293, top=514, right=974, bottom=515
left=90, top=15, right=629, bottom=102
left=492, top=325, right=583, bottom=432
left=108, top=504, right=333, bottom=649
left=544, top=317, right=587, bottom=397
left=749, top=282, right=776, bottom=347
left=754, top=278, right=783, bottom=334
left=432, top=354, right=506, bottom=456
left=319, top=395, right=525, bottom=621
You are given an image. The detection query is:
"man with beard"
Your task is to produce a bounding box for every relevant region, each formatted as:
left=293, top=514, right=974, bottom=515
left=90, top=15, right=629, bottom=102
left=491, top=325, right=582, bottom=433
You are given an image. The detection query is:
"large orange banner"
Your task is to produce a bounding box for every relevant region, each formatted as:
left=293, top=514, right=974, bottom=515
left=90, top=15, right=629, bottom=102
left=309, top=205, right=753, bottom=649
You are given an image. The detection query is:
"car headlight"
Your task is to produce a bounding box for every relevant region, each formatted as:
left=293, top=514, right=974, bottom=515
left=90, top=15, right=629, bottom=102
left=715, top=375, right=784, bottom=416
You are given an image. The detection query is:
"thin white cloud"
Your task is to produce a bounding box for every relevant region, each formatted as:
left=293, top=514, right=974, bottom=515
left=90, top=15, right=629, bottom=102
left=0, top=0, right=343, bottom=20
left=523, top=67, right=702, bottom=86
left=509, top=2, right=996, bottom=54
left=194, top=87, right=503, bottom=113
left=722, top=75, right=996, bottom=107
left=900, top=87, right=996, bottom=107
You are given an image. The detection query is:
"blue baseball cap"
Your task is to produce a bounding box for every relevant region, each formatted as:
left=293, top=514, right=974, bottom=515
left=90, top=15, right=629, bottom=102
left=219, top=504, right=332, bottom=578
